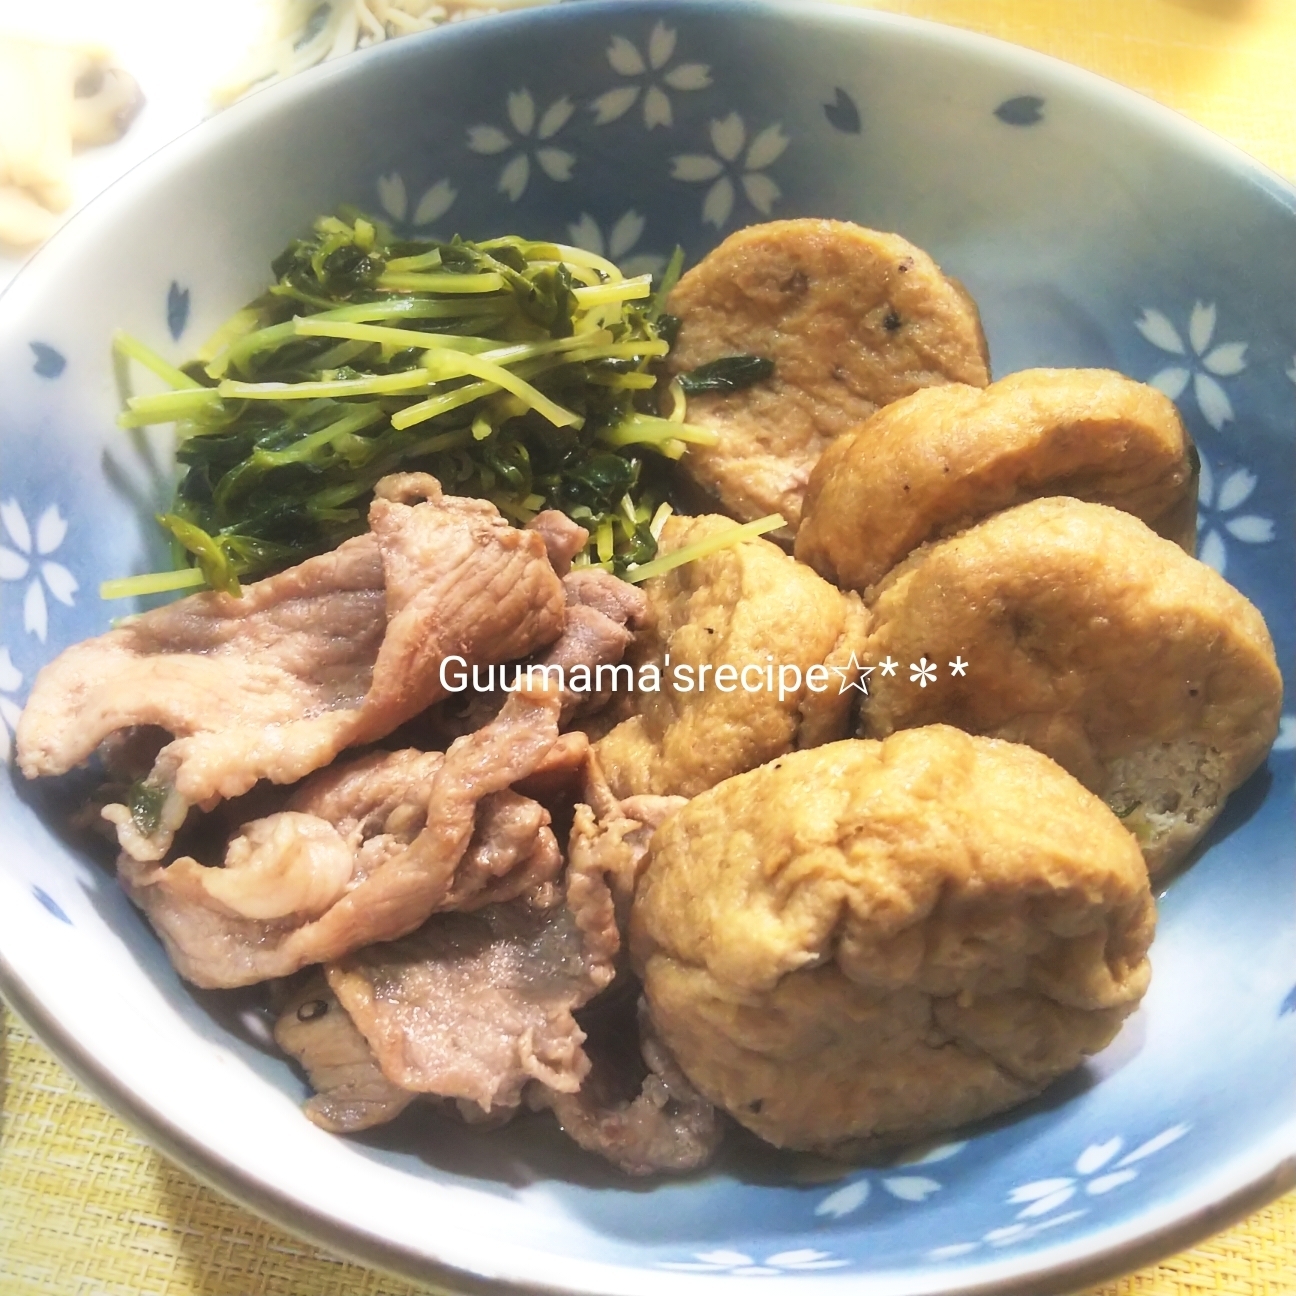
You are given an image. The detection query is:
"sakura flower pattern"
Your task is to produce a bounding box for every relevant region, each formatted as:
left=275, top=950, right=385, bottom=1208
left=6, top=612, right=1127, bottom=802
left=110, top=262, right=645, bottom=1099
left=0, top=499, right=77, bottom=643
left=466, top=89, right=575, bottom=202
left=815, top=1141, right=964, bottom=1219
left=925, top=1124, right=1191, bottom=1262
left=566, top=210, right=665, bottom=279
left=1136, top=302, right=1247, bottom=431
left=1287, top=354, right=1296, bottom=385
left=659, top=1248, right=849, bottom=1276
left=1195, top=456, right=1274, bottom=575
left=0, top=647, right=22, bottom=764
left=375, top=173, right=457, bottom=228
left=670, top=112, right=788, bottom=228
left=590, top=22, right=710, bottom=129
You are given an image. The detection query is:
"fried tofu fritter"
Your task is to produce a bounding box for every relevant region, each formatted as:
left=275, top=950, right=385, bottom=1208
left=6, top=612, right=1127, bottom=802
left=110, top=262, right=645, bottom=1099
left=593, top=515, right=867, bottom=799
left=797, top=368, right=1198, bottom=592
left=860, top=498, right=1282, bottom=874
left=631, top=728, right=1154, bottom=1154
left=666, top=219, right=990, bottom=531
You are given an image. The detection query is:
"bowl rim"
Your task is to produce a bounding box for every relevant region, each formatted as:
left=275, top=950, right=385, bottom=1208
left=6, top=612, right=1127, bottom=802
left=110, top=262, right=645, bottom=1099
left=1, top=1, right=1293, bottom=1292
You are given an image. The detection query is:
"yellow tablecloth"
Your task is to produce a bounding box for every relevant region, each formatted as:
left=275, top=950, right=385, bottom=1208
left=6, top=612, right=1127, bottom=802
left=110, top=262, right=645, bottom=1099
left=2, top=2, right=1294, bottom=1293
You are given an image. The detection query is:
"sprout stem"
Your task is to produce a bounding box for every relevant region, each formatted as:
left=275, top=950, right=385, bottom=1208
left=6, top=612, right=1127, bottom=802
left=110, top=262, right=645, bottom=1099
left=423, top=351, right=581, bottom=428
left=218, top=370, right=432, bottom=400
left=376, top=270, right=506, bottom=293
left=624, top=514, right=786, bottom=584
left=293, top=317, right=498, bottom=353
left=101, top=567, right=208, bottom=600
left=113, top=330, right=202, bottom=390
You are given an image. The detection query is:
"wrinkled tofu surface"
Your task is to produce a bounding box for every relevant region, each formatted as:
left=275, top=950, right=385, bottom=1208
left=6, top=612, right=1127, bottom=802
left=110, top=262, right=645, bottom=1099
left=631, top=727, right=1155, bottom=1153
left=666, top=218, right=990, bottom=530
left=797, top=367, right=1197, bottom=592
left=594, top=515, right=867, bottom=798
left=860, top=498, right=1282, bottom=873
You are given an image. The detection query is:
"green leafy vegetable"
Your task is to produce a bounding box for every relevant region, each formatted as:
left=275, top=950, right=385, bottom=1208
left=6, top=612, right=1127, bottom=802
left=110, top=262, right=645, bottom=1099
left=128, top=781, right=168, bottom=836
left=678, top=354, right=776, bottom=395
left=111, top=218, right=713, bottom=589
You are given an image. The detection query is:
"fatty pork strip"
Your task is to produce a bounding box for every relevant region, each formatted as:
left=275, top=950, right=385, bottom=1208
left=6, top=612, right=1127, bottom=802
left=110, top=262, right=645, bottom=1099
left=541, top=569, right=649, bottom=721
left=16, top=472, right=566, bottom=859
left=118, top=686, right=564, bottom=988
left=526, top=508, right=653, bottom=717
left=526, top=509, right=590, bottom=576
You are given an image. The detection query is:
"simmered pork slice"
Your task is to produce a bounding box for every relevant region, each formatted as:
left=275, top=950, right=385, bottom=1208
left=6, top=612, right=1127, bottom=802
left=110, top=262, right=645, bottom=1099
left=18, top=472, right=566, bottom=859
left=327, top=885, right=618, bottom=1113
left=666, top=219, right=990, bottom=531
left=568, top=757, right=686, bottom=945
left=542, top=570, right=649, bottom=721
left=287, top=751, right=562, bottom=910
left=274, top=972, right=417, bottom=1132
left=118, top=687, right=564, bottom=988
left=428, top=568, right=649, bottom=739
left=527, top=510, right=589, bottom=576
left=538, top=994, right=722, bottom=1176
left=316, top=765, right=671, bottom=1117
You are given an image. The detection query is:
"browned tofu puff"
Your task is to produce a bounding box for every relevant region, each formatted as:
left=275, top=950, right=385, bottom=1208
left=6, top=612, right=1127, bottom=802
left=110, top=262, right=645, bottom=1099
left=665, top=219, right=990, bottom=531
left=861, top=498, right=1282, bottom=875
left=796, top=368, right=1198, bottom=593
left=630, top=728, right=1154, bottom=1154
left=593, top=515, right=867, bottom=798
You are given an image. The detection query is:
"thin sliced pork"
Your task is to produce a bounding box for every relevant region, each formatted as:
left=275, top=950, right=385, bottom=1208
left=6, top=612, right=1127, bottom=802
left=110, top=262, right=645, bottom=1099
left=18, top=473, right=566, bottom=858
left=118, top=687, right=563, bottom=987
left=273, top=972, right=416, bottom=1132
left=326, top=886, right=616, bottom=1113
left=539, top=994, right=722, bottom=1175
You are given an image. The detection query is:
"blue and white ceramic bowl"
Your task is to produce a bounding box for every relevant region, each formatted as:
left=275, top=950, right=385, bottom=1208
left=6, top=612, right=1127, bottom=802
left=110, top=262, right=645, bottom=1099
left=1, top=4, right=1292, bottom=1292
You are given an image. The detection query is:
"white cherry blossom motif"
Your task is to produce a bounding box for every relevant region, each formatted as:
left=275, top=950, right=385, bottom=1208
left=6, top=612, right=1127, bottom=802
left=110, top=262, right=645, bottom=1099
left=1273, top=715, right=1296, bottom=752
left=925, top=1124, right=1190, bottom=1262
left=0, top=648, right=22, bottom=764
left=1195, top=457, right=1273, bottom=575
left=0, top=499, right=77, bottom=643
left=815, top=1141, right=964, bottom=1220
left=566, top=210, right=665, bottom=279
left=1287, top=354, right=1296, bottom=385
left=1136, top=302, right=1247, bottom=431
left=671, top=112, right=788, bottom=228
left=374, top=173, right=457, bottom=228
left=590, top=22, right=711, bottom=129
left=466, top=89, right=575, bottom=202
left=659, top=1248, right=849, bottom=1276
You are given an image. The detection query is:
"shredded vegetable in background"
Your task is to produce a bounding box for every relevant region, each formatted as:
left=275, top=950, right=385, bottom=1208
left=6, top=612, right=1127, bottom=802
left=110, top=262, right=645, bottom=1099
left=214, top=0, right=553, bottom=104
left=111, top=214, right=752, bottom=597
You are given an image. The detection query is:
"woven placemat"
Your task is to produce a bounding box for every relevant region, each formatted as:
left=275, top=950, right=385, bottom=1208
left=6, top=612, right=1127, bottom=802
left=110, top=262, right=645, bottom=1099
left=3, top=1002, right=1294, bottom=1295
left=850, top=0, right=1296, bottom=181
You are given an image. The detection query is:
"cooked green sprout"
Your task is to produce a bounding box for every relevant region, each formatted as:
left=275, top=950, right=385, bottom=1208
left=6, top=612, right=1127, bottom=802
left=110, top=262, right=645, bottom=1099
left=621, top=513, right=786, bottom=585
left=107, top=214, right=721, bottom=594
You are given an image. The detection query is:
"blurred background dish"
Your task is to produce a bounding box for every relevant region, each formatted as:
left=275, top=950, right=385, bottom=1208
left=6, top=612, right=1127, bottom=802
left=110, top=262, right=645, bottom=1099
left=0, top=0, right=552, bottom=275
